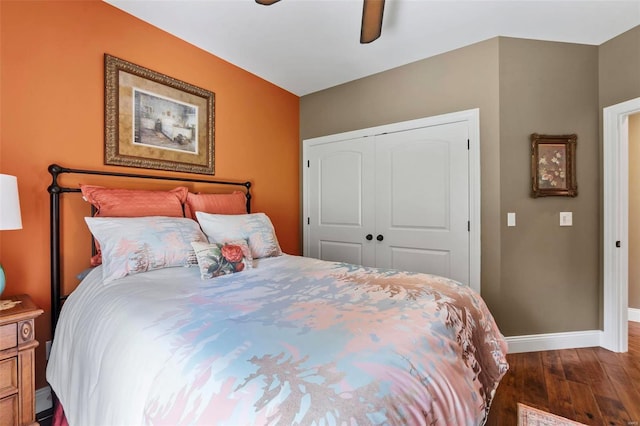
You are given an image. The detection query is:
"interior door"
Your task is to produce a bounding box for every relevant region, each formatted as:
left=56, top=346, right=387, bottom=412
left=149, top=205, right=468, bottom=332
left=306, top=137, right=376, bottom=266
left=374, top=121, right=470, bottom=285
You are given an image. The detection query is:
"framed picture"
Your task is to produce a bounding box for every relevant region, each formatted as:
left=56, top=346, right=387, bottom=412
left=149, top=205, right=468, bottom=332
left=105, top=54, right=215, bottom=175
left=531, top=133, right=577, bottom=197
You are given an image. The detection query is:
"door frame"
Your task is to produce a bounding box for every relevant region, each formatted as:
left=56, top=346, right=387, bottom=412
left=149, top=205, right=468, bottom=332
left=302, top=108, right=482, bottom=293
left=602, top=96, right=640, bottom=352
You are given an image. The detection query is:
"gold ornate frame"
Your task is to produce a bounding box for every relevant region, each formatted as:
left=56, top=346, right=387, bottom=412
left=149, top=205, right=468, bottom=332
left=105, top=54, right=215, bottom=175
left=531, top=133, right=577, bottom=197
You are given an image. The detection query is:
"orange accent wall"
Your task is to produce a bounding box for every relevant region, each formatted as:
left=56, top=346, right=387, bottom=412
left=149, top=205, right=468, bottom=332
left=0, top=0, right=300, bottom=390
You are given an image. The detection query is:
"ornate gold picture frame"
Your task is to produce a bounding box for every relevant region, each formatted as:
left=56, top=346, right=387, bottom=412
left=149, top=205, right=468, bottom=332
left=105, top=54, right=215, bottom=175
left=531, top=133, right=577, bottom=197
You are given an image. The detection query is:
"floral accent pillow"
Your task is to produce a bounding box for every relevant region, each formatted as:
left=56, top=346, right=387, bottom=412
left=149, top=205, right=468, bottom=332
left=195, top=212, right=282, bottom=259
left=85, top=216, right=207, bottom=284
left=185, top=239, right=253, bottom=268
left=191, top=241, right=251, bottom=280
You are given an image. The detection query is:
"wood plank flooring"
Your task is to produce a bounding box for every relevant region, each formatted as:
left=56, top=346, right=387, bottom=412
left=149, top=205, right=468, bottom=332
left=486, top=321, right=640, bottom=425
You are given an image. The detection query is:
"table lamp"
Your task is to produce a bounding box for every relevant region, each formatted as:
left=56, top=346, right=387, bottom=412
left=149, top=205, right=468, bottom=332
left=0, top=174, right=22, bottom=297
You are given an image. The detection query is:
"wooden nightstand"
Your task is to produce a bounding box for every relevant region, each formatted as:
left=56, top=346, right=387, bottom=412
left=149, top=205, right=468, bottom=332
left=0, top=295, right=43, bottom=426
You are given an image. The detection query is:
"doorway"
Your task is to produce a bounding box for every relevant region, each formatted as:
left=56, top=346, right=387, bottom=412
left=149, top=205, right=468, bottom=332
left=629, top=113, right=640, bottom=324
left=602, top=96, right=640, bottom=352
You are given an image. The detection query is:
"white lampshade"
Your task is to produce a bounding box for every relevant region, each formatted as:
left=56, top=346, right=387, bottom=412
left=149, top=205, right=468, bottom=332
left=0, top=174, right=22, bottom=230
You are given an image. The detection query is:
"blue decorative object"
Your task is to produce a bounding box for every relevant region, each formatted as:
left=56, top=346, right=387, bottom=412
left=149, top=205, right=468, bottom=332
left=0, top=264, right=5, bottom=298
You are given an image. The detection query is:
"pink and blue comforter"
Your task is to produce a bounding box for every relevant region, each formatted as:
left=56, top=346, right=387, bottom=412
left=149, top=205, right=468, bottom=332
left=47, top=255, right=508, bottom=425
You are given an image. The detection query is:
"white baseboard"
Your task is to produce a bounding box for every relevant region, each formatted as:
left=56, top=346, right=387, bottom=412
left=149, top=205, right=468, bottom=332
left=36, top=386, right=52, bottom=415
left=630, top=308, right=640, bottom=323
left=505, top=330, right=602, bottom=354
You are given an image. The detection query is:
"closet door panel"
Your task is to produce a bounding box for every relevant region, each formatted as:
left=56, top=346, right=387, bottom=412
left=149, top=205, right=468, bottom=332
left=375, top=121, right=470, bottom=284
left=389, top=140, right=449, bottom=229
left=307, top=138, right=375, bottom=267
left=389, top=247, right=450, bottom=279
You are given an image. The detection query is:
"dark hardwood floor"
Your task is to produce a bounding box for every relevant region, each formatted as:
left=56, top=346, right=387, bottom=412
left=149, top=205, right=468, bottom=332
left=486, top=321, right=640, bottom=425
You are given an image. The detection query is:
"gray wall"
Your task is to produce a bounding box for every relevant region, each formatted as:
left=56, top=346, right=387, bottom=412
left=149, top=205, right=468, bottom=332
left=300, top=34, right=618, bottom=336
left=599, top=26, right=640, bottom=109
left=300, top=38, right=504, bottom=322
left=599, top=25, right=640, bottom=312
left=497, top=38, right=599, bottom=334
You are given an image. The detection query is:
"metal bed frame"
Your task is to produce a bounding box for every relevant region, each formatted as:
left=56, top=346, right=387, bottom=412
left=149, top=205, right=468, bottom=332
left=47, top=163, right=251, bottom=336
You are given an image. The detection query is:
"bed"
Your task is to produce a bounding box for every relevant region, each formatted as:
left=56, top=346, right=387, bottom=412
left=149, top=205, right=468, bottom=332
left=45, top=164, right=508, bottom=426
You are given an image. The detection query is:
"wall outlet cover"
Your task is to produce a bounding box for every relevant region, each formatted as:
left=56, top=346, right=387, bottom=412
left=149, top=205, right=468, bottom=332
left=560, top=212, right=573, bottom=226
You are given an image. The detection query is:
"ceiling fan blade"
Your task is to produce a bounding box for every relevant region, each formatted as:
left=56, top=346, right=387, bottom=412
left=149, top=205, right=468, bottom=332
left=360, top=0, right=385, bottom=43
left=255, top=0, right=280, bottom=5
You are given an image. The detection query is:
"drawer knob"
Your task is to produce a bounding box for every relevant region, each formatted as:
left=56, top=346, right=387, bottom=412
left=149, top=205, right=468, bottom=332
left=19, top=321, right=33, bottom=343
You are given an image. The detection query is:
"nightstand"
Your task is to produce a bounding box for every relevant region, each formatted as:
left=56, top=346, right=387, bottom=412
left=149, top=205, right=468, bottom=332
left=0, top=295, right=43, bottom=426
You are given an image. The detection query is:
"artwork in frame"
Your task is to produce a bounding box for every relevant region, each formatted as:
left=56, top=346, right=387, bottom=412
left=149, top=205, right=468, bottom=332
left=530, top=133, right=577, bottom=197
left=105, top=54, right=215, bottom=175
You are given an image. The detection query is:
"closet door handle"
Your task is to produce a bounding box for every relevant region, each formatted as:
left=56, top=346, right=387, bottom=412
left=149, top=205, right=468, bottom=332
left=376, top=234, right=384, bottom=241
left=366, top=234, right=373, bottom=241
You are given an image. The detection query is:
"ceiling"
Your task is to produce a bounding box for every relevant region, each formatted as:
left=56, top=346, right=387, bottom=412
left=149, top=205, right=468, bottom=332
left=104, top=0, right=640, bottom=96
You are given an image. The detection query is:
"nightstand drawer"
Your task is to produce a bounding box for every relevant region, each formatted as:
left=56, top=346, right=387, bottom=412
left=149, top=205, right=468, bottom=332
left=0, top=393, right=18, bottom=426
left=0, top=295, right=42, bottom=426
left=0, top=323, right=17, bottom=351
left=0, top=357, right=18, bottom=399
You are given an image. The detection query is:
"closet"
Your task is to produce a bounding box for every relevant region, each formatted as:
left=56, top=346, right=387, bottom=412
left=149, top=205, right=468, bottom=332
left=302, top=110, right=480, bottom=289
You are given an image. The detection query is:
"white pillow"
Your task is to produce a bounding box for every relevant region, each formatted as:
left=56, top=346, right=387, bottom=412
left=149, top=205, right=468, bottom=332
left=85, top=216, right=207, bottom=283
left=195, top=212, right=282, bottom=259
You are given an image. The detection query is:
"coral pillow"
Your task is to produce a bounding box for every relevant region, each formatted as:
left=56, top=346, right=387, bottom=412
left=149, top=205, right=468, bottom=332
left=80, top=185, right=189, bottom=265
left=184, top=191, right=247, bottom=220
left=80, top=185, right=188, bottom=217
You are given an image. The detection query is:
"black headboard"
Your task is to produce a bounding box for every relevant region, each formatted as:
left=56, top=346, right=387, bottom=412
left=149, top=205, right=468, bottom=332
left=47, top=164, right=251, bottom=336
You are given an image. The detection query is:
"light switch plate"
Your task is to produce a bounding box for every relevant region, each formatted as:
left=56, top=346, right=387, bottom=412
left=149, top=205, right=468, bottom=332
left=560, top=212, right=572, bottom=226
left=507, top=212, right=516, bottom=227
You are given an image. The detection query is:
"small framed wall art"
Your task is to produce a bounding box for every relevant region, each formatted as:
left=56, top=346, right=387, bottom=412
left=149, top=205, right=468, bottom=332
left=105, top=54, right=215, bottom=175
left=530, top=133, right=577, bottom=197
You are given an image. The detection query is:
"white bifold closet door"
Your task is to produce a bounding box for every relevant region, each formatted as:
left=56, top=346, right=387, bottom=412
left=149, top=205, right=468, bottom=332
left=307, top=136, right=376, bottom=267
left=306, top=120, right=470, bottom=285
